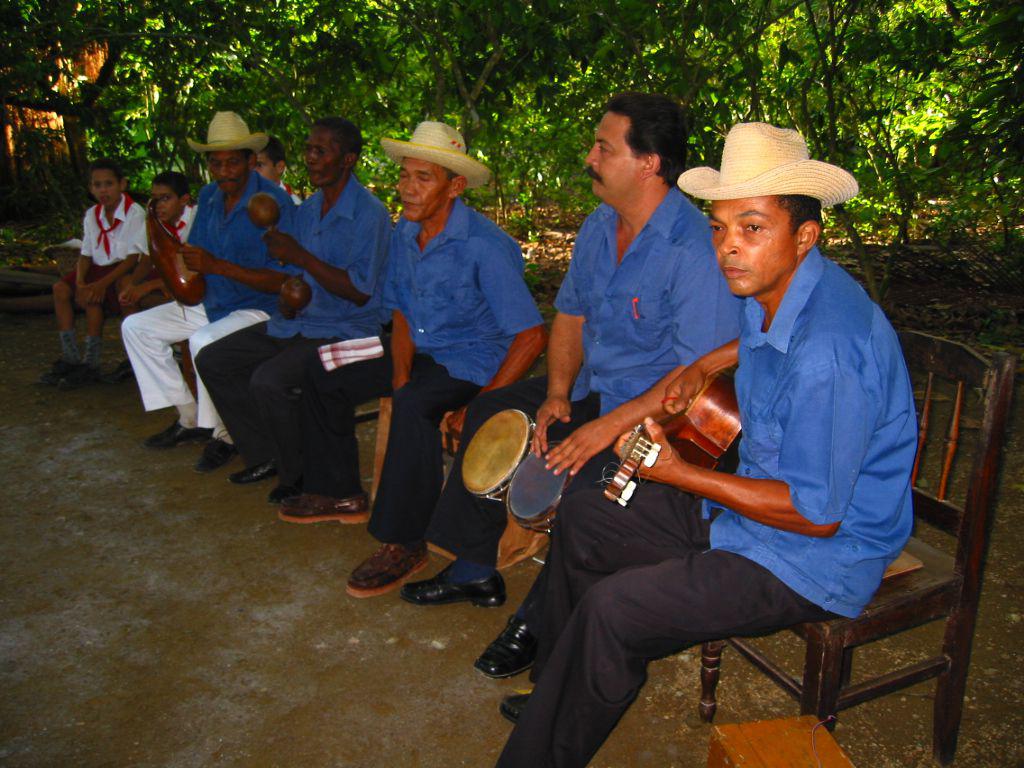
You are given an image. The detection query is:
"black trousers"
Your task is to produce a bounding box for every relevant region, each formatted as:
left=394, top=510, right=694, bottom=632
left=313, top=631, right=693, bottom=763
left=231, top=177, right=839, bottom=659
left=427, top=376, right=614, bottom=566
left=196, top=322, right=331, bottom=484
left=496, top=485, right=835, bottom=768
left=301, top=351, right=480, bottom=544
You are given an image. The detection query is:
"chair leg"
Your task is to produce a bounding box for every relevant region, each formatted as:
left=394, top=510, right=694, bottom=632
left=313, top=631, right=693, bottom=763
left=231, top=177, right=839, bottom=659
left=800, top=633, right=845, bottom=721
left=932, top=609, right=976, bottom=764
left=699, top=640, right=726, bottom=723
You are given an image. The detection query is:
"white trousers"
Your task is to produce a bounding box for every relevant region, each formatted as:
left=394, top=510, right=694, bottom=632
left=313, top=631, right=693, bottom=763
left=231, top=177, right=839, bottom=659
left=121, top=302, right=269, bottom=432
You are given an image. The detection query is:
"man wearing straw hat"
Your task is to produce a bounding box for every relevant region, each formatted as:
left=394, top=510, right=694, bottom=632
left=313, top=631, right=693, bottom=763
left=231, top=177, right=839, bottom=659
left=195, top=116, right=390, bottom=505
left=401, top=93, right=740, bottom=664
left=121, top=111, right=296, bottom=472
left=495, top=122, right=917, bottom=767
left=280, top=121, right=545, bottom=599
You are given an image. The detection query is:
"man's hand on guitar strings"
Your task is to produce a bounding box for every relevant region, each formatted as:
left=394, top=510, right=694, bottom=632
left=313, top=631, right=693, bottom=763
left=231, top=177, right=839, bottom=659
left=663, top=365, right=708, bottom=415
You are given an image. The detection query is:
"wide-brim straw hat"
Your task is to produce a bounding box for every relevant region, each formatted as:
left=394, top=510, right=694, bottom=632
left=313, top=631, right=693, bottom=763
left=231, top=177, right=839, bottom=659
left=381, top=121, right=491, bottom=188
left=677, top=122, right=857, bottom=207
left=187, top=111, right=269, bottom=153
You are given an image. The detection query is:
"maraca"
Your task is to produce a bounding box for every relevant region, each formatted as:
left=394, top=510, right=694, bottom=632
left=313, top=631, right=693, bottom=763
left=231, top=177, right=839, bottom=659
left=279, top=275, right=313, bottom=318
left=247, top=192, right=281, bottom=229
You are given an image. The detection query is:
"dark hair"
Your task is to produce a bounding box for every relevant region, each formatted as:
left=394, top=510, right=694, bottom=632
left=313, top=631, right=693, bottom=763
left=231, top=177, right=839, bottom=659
left=603, top=93, right=688, bottom=186
left=152, top=171, right=190, bottom=197
left=262, top=136, right=287, bottom=165
left=88, top=157, right=125, bottom=180
left=313, top=116, right=363, bottom=157
left=776, top=194, right=822, bottom=232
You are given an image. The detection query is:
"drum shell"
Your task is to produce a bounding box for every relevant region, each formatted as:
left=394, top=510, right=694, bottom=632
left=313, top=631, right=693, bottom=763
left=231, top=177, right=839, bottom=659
left=506, top=449, right=567, bottom=534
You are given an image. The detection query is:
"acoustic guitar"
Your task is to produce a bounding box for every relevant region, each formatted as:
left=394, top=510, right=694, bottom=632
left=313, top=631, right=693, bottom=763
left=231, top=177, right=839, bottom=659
left=603, top=374, right=741, bottom=507
left=146, top=202, right=205, bottom=306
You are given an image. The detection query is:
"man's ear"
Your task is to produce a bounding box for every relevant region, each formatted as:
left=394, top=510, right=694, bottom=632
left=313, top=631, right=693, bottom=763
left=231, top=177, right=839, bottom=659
left=639, top=153, right=661, bottom=182
left=448, top=174, right=468, bottom=198
left=795, top=219, right=821, bottom=257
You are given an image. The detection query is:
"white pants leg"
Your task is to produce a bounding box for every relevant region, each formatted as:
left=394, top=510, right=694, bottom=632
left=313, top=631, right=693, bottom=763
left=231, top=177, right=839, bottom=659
left=122, top=302, right=209, bottom=412
left=188, top=309, right=270, bottom=431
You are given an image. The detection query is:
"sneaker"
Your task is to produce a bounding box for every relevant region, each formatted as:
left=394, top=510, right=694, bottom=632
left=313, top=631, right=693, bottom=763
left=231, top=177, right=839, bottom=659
left=38, top=359, right=80, bottom=386
left=346, top=542, right=428, bottom=598
left=99, top=359, right=135, bottom=384
left=144, top=419, right=213, bottom=449
left=194, top=438, right=238, bottom=472
left=57, top=364, right=101, bottom=390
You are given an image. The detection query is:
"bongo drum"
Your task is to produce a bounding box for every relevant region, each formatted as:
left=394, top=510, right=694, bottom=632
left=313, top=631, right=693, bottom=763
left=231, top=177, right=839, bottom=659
left=506, top=451, right=568, bottom=533
left=462, top=409, right=534, bottom=498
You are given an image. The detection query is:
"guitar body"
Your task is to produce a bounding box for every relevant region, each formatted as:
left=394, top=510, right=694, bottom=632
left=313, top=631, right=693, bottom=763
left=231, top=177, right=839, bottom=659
left=146, top=204, right=205, bottom=306
left=603, top=374, right=741, bottom=506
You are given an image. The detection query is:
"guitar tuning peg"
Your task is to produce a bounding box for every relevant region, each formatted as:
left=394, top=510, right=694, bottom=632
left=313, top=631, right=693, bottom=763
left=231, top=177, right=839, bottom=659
left=642, top=443, right=661, bottom=468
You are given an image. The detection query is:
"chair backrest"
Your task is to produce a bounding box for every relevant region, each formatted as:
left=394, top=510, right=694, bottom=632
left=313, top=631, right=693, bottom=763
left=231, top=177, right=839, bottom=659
left=898, top=331, right=1016, bottom=590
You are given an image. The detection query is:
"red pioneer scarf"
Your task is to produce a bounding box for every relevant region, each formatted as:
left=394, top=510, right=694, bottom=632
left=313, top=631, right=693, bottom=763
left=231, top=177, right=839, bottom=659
left=94, top=194, right=135, bottom=255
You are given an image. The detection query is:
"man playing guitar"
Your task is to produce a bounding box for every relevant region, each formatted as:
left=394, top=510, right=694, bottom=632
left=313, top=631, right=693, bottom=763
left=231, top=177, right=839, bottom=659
left=494, top=122, right=918, bottom=768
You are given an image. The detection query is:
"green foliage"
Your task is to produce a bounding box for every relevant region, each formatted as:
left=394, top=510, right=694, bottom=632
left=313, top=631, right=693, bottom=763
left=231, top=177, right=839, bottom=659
left=2, top=0, right=1021, bottom=299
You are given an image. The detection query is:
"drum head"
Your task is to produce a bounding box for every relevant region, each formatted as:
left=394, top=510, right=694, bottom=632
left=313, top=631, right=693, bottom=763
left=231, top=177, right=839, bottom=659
left=507, top=451, right=568, bottom=524
left=462, top=409, right=532, bottom=496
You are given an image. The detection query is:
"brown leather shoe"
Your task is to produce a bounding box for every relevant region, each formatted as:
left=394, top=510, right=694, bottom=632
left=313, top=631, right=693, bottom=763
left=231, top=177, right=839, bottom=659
left=278, top=492, right=369, bottom=524
left=346, top=542, right=428, bottom=598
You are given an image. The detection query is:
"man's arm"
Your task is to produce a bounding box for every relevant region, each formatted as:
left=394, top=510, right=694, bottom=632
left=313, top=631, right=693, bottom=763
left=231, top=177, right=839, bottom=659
left=542, top=338, right=742, bottom=476
left=180, top=244, right=288, bottom=293
left=263, top=229, right=370, bottom=306
left=445, top=323, right=547, bottom=435
left=636, top=418, right=839, bottom=537
left=390, top=310, right=416, bottom=391
left=532, top=312, right=585, bottom=455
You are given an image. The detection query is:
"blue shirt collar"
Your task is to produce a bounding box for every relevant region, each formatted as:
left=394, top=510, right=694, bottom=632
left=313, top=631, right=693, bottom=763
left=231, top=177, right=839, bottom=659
left=743, top=246, right=825, bottom=354
left=310, top=174, right=364, bottom=224
left=400, top=196, right=470, bottom=249
left=594, top=186, right=682, bottom=242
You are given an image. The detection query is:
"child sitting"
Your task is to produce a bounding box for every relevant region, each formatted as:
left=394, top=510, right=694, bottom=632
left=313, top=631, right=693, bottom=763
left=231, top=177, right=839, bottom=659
left=119, top=171, right=197, bottom=308
left=255, top=136, right=302, bottom=204
left=40, top=158, right=148, bottom=388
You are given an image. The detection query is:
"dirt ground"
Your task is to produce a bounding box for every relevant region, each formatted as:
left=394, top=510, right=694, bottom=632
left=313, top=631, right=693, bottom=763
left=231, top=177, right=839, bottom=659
left=1, top=313, right=1022, bottom=768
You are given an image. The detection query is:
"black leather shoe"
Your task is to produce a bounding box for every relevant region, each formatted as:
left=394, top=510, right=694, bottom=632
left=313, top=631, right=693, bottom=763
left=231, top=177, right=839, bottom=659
left=194, top=438, right=238, bottom=473
left=474, top=616, right=537, bottom=678
left=267, top=482, right=302, bottom=504
left=144, top=420, right=213, bottom=449
left=499, top=693, right=531, bottom=724
left=228, top=460, right=277, bottom=484
left=400, top=563, right=506, bottom=607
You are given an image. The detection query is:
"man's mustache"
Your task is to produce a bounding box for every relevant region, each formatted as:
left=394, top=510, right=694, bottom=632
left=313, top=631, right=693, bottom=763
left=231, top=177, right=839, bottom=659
left=584, top=166, right=602, bottom=183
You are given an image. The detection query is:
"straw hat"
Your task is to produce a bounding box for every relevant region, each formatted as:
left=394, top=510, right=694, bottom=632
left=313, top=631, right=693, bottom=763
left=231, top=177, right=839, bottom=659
left=187, top=111, right=269, bottom=153
left=380, top=121, right=491, bottom=188
left=677, top=123, right=857, bottom=207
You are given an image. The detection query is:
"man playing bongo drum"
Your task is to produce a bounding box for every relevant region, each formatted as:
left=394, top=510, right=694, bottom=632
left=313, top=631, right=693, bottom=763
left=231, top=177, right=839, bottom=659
left=402, top=93, right=742, bottom=678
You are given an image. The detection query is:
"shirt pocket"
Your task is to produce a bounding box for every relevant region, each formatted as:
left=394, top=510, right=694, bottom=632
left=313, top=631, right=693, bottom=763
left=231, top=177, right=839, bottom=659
left=630, top=291, right=668, bottom=352
left=740, top=413, right=782, bottom=477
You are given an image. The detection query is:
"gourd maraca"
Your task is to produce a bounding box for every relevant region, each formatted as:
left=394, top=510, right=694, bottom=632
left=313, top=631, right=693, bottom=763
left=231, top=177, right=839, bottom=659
left=280, top=275, right=312, bottom=312
left=247, top=192, right=281, bottom=229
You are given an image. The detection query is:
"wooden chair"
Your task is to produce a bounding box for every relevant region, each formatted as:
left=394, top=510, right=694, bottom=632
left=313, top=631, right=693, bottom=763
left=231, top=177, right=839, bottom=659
left=697, top=331, right=1017, bottom=765
left=370, top=396, right=548, bottom=570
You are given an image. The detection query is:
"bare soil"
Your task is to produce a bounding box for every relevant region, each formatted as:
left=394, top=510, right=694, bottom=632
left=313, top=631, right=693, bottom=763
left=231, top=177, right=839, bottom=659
left=1, top=313, right=1022, bottom=767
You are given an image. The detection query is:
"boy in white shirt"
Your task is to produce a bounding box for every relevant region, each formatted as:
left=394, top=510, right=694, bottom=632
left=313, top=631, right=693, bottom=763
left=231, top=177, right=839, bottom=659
left=119, top=171, right=197, bottom=308
left=41, top=158, right=147, bottom=388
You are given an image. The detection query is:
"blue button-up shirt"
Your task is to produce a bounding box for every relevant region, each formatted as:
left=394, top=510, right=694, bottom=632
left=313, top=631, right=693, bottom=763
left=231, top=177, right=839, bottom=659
left=383, top=198, right=542, bottom=386
left=555, top=188, right=742, bottom=414
left=708, top=248, right=917, bottom=618
left=266, top=177, right=391, bottom=340
left=189, top=171, right=297, bottom=323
